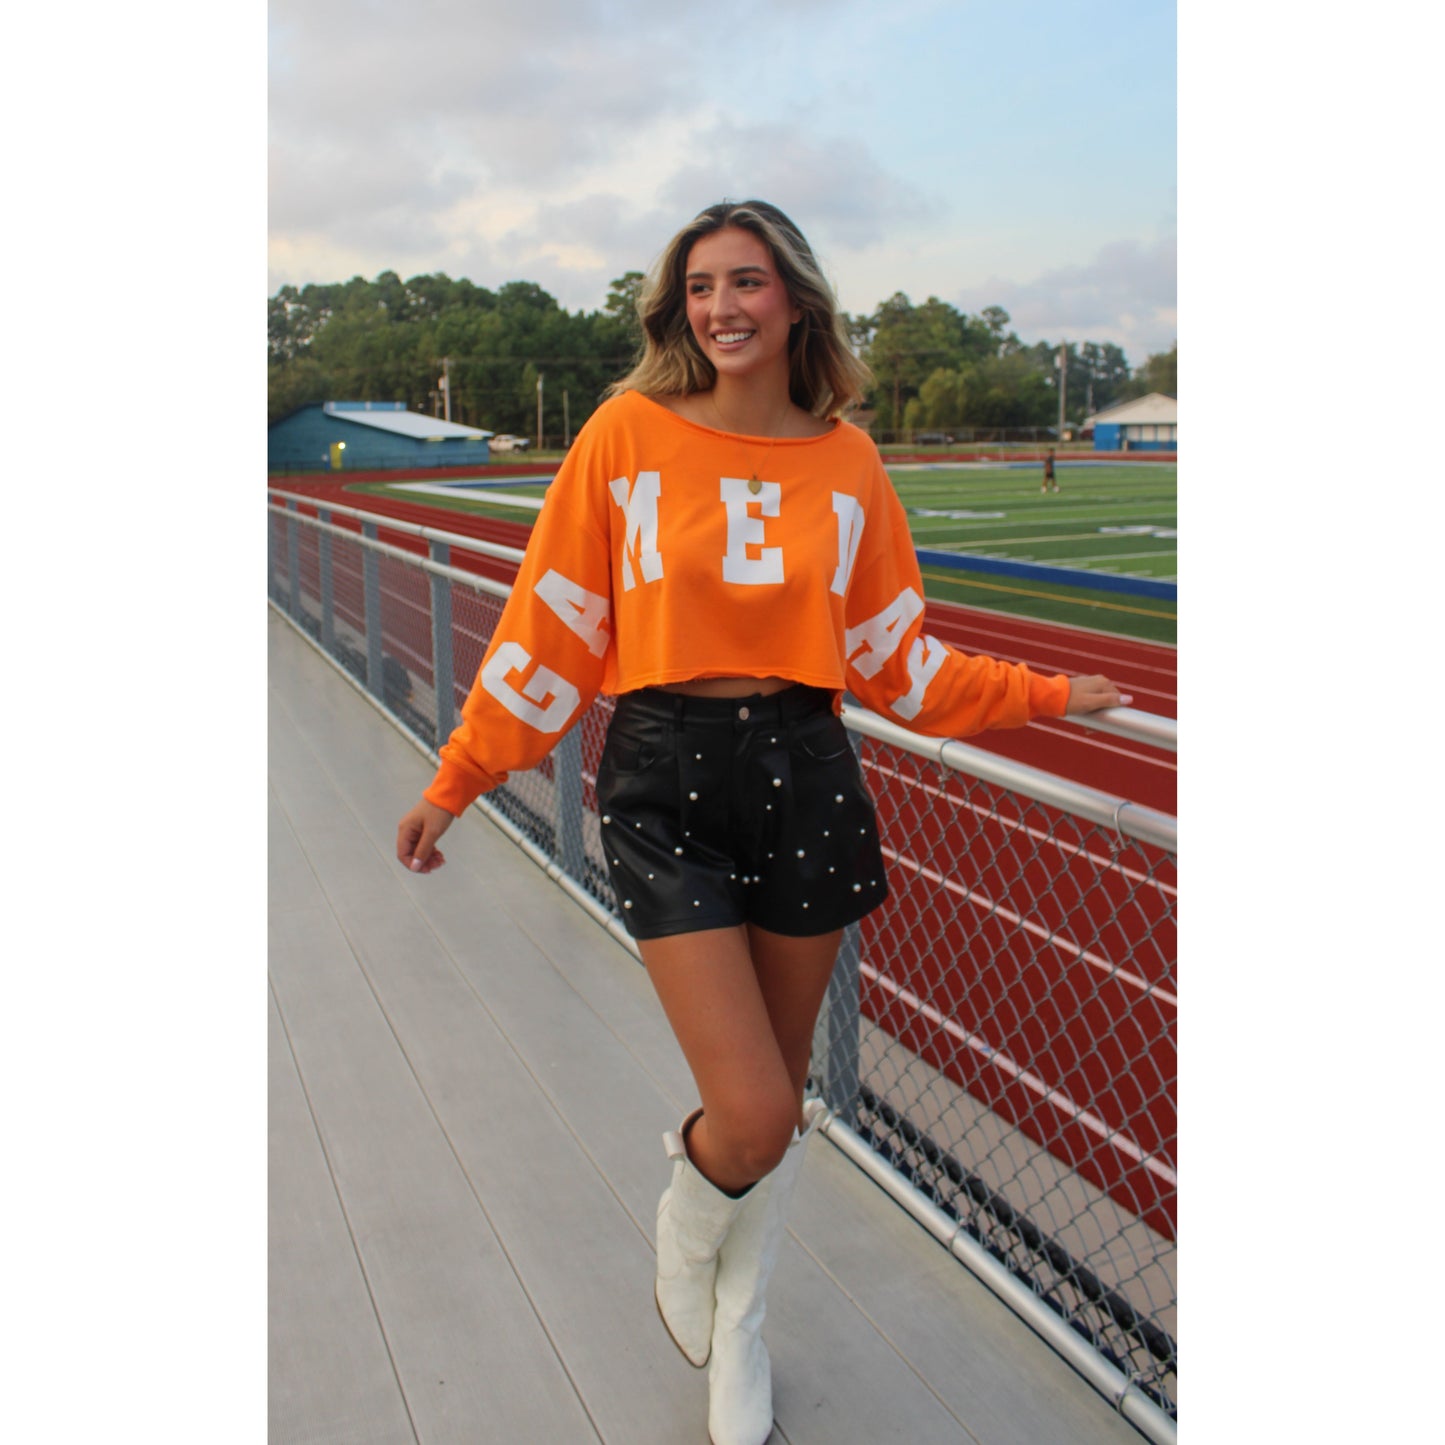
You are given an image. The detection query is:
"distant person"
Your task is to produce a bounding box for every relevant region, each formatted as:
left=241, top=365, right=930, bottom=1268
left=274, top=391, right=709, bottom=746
left=395, top=200, right=1127, bottom=1445
left=1042, top=447, right=1059, bottom=493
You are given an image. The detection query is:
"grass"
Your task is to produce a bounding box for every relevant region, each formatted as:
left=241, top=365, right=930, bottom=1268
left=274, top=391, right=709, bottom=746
left=356, top=457, right=1177, bottom=646
left=884, top=461, right=1177, bottom=645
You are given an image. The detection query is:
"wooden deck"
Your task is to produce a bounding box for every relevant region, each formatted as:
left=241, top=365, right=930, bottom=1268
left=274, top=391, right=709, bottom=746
left=268, top=607, right=1148, bottom=1444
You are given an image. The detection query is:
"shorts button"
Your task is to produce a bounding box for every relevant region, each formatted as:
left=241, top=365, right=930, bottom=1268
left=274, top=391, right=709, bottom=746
left=738, top=705, right=750, bottom=720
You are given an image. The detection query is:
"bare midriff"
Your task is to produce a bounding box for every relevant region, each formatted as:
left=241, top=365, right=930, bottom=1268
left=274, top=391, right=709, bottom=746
left=653, top=675, right=796, bottom=699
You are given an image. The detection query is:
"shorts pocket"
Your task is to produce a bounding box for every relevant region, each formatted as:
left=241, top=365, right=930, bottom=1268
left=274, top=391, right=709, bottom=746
left=606, top=736, right=658, bottom=774
left=600, top=717, right=669, bottom=781
left=794, top=714, right=852, bottom=763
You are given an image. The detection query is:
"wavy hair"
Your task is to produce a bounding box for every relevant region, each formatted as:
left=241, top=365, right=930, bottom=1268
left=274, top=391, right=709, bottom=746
left=605, top=200, right=872, bottom=419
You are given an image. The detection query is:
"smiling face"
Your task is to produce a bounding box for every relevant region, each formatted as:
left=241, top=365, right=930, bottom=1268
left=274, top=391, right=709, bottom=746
left=684, top=226, right=802, bottom=391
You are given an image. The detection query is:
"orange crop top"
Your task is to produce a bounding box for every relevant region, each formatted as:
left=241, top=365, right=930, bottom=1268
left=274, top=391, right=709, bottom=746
left=424, top=390, right=1070, bottom=814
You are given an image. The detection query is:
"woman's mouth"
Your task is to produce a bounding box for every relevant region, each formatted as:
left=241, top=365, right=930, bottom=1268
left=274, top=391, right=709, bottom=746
left=713, top=330, right=755, bottom=347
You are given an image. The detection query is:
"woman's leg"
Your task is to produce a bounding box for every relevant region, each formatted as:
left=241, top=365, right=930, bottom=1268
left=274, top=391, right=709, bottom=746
left=746, top=923, right=843, bottom=1114
left=641, top=924, right=798, bottom=1193
left=641, top=924, right=842, bottom=1191
left=703, top=926, right=842, bottom=1445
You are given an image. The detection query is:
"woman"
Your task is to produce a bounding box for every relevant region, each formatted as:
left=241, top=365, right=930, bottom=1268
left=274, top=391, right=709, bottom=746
left=396, top=200, right=1128, bottom=1445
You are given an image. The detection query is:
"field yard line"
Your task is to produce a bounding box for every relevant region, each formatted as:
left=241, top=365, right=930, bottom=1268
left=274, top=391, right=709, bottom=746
left=864, top=759, right=1177, bottom=898
left=1042, top=549, right=1177, bottom=566
left=913, top=530, right=1174, bottom=548
left=860, top=957, right=1178, bottom=1185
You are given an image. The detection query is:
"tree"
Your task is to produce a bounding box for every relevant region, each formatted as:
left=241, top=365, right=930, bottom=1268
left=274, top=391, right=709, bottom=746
left=1117, top=343, right=1178, bottom=402
left=980, top=305, right=1011, bottom=340
left=857, top=293, right=993, bottom=433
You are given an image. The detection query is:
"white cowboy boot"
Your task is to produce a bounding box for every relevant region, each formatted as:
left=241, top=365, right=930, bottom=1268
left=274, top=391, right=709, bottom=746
left=706, top=1101, right=825, bottom=1445
left=655, top=1109, right=748, bottom=1367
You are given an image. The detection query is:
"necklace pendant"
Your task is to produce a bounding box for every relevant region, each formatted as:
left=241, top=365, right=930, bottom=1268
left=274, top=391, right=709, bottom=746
left=748, top=475, right=762, bottom=495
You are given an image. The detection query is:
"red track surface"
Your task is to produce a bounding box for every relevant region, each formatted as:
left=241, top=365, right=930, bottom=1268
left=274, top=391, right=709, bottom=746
left=274, top=475, right=1177, bottom=1234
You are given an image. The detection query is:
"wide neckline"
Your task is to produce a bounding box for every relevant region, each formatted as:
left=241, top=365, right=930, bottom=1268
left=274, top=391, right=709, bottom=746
left=629, top=389, right=843, bottom=446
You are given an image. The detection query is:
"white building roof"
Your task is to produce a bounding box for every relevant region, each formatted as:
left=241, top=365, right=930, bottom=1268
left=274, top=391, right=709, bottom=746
left=1084, top=392, right=1177, bottom=428
left=323, top=402, right=492, bottom=441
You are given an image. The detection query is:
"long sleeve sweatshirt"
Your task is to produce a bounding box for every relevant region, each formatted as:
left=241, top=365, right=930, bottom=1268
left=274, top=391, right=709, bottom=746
left=423, top=389, right=1069, bottom=815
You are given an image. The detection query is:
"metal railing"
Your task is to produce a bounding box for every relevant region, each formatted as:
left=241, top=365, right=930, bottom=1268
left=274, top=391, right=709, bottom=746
left=267, top=491, right=1178, bottom=1440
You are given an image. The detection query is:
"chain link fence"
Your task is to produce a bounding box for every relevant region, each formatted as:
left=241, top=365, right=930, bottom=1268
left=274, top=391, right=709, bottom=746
left=268, top=492, right=1178, bottom=1437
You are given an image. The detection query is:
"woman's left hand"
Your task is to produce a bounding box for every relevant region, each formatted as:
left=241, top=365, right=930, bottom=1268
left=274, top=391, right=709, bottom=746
left=1065, top=674, right=1133, bottom=714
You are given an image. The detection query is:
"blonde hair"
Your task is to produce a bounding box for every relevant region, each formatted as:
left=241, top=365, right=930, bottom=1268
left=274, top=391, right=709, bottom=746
left=606, top=200, right=872, bottom=418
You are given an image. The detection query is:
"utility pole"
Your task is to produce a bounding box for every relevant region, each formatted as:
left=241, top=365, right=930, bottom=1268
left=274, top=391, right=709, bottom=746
left=563, top=388, right=571, bottom=447
left=1056, top=343, right=1067, bottom=441
left=439, top=357, right=453, bottom=421
left=536, top=371, right=544, bottom=450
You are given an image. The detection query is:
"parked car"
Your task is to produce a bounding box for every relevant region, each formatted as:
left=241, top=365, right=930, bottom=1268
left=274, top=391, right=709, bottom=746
left=489, top=434, right=532, bottom=452
left=914, top=432, right=954, bottom=445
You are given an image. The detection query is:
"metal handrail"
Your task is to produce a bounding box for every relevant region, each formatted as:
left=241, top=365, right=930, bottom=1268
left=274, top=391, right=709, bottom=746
left=268, top=491, right=1173, bottom=762
left=843, top=704, right=1176, bottom=849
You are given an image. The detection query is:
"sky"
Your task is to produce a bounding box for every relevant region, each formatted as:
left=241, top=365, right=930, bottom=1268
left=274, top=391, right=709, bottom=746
left=268, top=0, right=1177, bottom=367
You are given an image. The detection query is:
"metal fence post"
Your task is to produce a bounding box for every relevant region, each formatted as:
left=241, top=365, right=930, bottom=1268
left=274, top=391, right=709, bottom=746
left=362, top=520, right=383, bottom=700
left=266, top=509, right=278, bottom=604
left=429, top=539, right=454, bottom=744
left=554, top=724, right=586, bottom=885
left=820, top=922, right=862, bottom=1124
left=286, top=500, right=301, bottom=621
left=318, top=507, right=336, bottom=656
left=817, top=722, right=866, bottom=1123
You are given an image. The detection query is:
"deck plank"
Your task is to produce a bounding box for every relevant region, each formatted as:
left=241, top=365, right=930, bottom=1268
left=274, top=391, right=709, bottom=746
left=269, top=988, right=417, bottom=1445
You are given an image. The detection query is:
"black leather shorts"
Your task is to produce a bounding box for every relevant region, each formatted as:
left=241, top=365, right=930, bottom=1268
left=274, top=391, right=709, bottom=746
left=595, top=685, right=889, bottom=941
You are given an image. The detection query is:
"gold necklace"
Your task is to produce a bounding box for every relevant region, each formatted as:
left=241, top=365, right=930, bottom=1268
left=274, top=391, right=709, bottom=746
left=709, top=393, right=789, bottom=494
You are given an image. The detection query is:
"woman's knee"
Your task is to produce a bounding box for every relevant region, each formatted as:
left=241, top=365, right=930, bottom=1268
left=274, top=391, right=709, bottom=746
left=707, top=1095, right=798, bottom=1181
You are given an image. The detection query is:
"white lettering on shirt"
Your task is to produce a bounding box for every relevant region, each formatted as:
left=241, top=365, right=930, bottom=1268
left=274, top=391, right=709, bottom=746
left=720, top=477, right=783, bottom=585
left=481, top=641, right=580, bottom=733
left=831, top=493, right=865, bottom=596
left=892, top=634, right=949, bottom=721
left=534, top=568, right=611, bottom=658
left=608, top=471, right=664, bottom=591
left=844, top=587, right=925, bottom=680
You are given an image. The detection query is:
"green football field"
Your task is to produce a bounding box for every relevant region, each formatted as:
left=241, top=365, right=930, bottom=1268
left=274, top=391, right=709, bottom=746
left=360, top=458, right=1177, bottom=645
left=884, top=461, right=1176, bottom=644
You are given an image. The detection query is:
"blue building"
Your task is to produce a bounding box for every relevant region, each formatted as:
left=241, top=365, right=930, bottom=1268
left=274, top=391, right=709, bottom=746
left=1084, top=393, right=1177, bottom=453
left=269, top=401, right=494, bottom=473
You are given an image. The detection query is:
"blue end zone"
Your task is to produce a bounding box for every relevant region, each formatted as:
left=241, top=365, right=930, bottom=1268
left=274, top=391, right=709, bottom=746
left=916, top=548, right=1177, bottom=601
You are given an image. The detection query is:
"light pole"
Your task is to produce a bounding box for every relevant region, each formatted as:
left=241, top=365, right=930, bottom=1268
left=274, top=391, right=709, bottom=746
left=1056, top=343, right=1067, bottom=443
left=536, top=371, right=544, bottom=450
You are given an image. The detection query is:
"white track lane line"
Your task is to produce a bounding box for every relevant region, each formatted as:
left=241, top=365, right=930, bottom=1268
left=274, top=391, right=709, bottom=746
left=859, top=960, right=1178, bottom=1187
left=864, top=758, right=1177, bottom=899
left=876, top=843, right=1177, bottom=1008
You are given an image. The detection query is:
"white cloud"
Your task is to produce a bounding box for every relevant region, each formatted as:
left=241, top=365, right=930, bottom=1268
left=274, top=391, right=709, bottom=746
left=657, top=117, right=937, bottom=253
left=950, top=232, right=1178, bottom=361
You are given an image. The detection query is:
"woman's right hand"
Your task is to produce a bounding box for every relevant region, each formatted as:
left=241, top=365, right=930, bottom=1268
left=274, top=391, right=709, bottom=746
left=397, top=798, right=456, bottom=874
